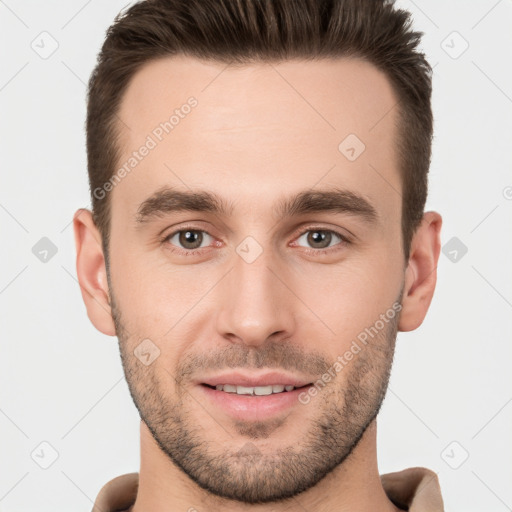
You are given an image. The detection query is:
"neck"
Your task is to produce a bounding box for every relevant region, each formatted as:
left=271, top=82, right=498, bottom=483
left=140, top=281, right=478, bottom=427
left=131, top=419, right=401, bottom=512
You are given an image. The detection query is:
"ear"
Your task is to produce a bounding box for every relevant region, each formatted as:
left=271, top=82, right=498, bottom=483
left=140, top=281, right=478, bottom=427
left=73, top=208, right=116, bottom=336
left=399, top=211, right=442, bottom=332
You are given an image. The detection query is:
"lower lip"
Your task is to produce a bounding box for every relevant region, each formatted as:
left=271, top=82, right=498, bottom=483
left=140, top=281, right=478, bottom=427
left=199, top=384, right=311, bottom=422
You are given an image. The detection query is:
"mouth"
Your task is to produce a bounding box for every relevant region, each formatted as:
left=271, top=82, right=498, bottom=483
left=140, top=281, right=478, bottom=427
left=201, top=383, right=312, bottom=396
left=198, top=380, right=314, bottom=422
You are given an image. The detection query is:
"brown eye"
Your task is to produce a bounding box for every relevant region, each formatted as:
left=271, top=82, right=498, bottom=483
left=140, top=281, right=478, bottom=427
left=179, top=230, right=203, bottom=249
left=296, top=229, right=343, bottom=250
left=165, top=229, right=214, bottom=252
left=308, top=231, right=332, bottom=248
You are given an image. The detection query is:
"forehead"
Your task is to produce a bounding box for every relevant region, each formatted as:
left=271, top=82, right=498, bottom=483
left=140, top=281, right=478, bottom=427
left=114, top=55, right=401, bottom=222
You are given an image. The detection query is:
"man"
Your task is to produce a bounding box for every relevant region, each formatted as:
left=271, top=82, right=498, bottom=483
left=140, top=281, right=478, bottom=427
left=74, top=0, right=443, bottom=510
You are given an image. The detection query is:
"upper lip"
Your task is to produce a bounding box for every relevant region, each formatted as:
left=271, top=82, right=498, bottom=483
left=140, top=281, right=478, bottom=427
left=199, top=371, right=313, bottom=388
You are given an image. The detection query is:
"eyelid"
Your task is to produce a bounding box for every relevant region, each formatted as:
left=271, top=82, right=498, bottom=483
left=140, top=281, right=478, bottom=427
left=288, top=224, right=351, bottom=255
left=161, top=224, right=219, bottom=255
left=290, top=223, right=352, bottom=243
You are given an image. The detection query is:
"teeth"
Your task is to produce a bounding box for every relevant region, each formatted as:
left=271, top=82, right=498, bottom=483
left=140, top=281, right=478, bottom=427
left=237, top=385, right=256, bottom=395
left=213, top=384, right=297, bottom=395
left=254, top=386, right=273, bottom=395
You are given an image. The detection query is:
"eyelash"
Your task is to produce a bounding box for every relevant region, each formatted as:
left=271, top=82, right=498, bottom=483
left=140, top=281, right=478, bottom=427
left=161, top=224, right=351, bottom=257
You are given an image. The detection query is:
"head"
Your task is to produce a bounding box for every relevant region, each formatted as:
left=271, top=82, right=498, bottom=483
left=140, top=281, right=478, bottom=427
left=74, top=0, right=441, bottom=505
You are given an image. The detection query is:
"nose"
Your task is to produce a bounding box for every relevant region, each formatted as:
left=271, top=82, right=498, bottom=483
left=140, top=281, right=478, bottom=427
left=215, top=248, right=296, bottom=348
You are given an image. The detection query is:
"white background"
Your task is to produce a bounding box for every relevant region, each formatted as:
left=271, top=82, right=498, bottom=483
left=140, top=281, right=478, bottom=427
left=1, top=1, right=511, bottom=510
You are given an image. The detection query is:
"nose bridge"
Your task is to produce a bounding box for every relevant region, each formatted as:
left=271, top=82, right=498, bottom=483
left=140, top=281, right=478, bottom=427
left=215, top=242, right=295, bottom=346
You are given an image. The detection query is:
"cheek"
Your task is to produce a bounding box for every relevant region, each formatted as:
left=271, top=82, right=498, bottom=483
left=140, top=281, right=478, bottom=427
left=295, top=256, right=402, bottom=352
left=110, top=250, right=222, bottom=354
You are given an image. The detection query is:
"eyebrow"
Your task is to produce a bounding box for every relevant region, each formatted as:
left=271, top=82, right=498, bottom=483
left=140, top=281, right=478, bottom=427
left=135, top=186, right=378, bottom=225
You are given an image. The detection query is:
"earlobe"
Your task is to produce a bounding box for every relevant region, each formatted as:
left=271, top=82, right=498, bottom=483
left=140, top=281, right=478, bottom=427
left=73, top=208, right=116, bottom=336
left=398, top=211, right=442, bottom=332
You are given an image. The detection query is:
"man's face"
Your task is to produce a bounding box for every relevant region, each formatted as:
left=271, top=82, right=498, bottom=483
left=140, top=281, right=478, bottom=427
left=108, top=56, right=405, bottom=502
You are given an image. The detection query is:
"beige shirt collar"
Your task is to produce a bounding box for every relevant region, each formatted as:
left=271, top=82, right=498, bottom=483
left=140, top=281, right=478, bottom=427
left=92, top=466, right=443, bottom=512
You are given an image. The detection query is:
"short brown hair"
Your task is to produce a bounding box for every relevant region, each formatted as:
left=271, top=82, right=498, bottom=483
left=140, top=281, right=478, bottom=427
left=87, top=0, right=433, bottom=263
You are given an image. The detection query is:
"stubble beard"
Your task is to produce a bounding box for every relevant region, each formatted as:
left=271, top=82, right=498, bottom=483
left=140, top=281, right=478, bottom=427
left=111, top=288, right=400, bottom=504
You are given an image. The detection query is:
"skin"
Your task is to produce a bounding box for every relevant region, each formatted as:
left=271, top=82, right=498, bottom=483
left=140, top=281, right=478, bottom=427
left=74, top=56, right=442, bottom=512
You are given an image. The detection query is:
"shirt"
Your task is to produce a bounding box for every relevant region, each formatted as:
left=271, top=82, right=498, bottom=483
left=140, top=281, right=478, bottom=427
left=91, top=466, right=444, bottom=512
